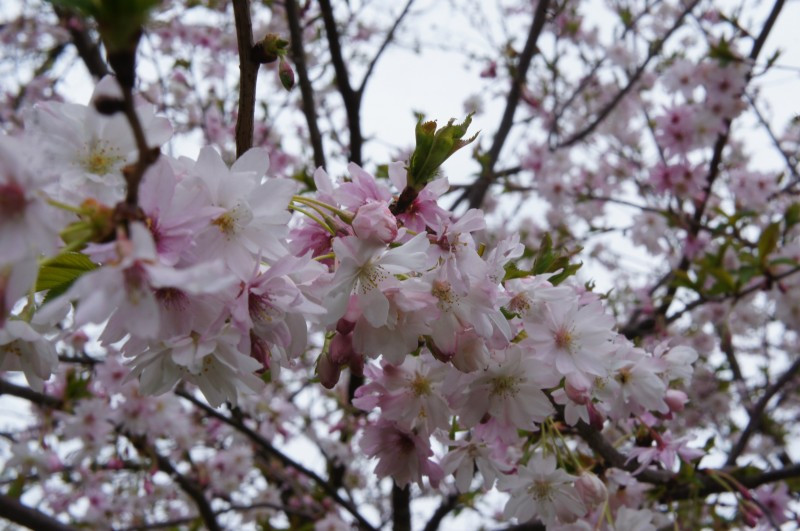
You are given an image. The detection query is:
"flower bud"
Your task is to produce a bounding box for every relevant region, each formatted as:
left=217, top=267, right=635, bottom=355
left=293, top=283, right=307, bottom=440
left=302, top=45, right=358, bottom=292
left=575, top=472, right=608, bottom=507
left=352, top=201, right=398, bottom=243
left=329, top=332, right=355, bottom=365
left=565, top=372, right=592, bottom=405
left=664, top=389, right=688, bottom=412
left=587, top=402, right=605, bottom=430
left=317, top=351, right=342, bottom=389
left=279, top=58, right=295, bottom=91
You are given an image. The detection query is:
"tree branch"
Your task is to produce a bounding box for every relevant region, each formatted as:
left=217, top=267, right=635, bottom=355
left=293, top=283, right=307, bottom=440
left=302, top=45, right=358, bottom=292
left=0, top=379, right=63, bottom=410
left=285, top=0, right=326, bottom=169
left=461, top=0, right=551, bottom=210
left=175, top=389, right=376, bottom=530
left=357, top=0, right=415, bottom=95
left=422, top=493, right=459, bottom=531
left=54, top=8, right=110, bottom=79
left=621, top=0, right=786, bottom=340
left=125, top=433, right=221, bottom=531
left=318, top=0, right=363, bottom=165
left=726, top=355, right=800, bottom=466
left=553, top=0, right=700, bottom=150
left=392, top=484, right=411, bottom=531
left=0, top=493, right=76, bottom=531
left=232, top=0, right=259, bottom=158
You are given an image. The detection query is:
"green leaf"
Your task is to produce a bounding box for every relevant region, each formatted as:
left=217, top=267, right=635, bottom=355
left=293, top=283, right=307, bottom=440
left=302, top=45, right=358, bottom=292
left=36, top=252, right=97, bottom=302
left=503, top=262, right=530, bottom=281
left=757, top=222, right=781, bottom=263
left=785, top=203, right=800, bottom=229
left=548, top=263, right=582, bottom=286
left=531, top=233, right=554, bottom=274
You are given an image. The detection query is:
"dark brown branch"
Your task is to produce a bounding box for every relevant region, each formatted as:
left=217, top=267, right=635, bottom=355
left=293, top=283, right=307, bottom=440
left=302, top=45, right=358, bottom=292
left=175, top=389, right=376, bottom=530
left=357, top=0, right=416, bottom=95
left=13, top=43, right=67, bottom=110
left=54, top=8, right=110, bottom=79
left=285, top=0, right=326, bottom=169
left=462, top=0, right=551, bottom=210
left=118, top=501, right=315, bottom=531
left=746, top=92, right=800, bottom=191
left=232, top=0, right=259, bottom=158
left=318, top=0, right=363, bottom=164
left=0, top=493, right=76, bottom=531
left=726, top=355, right=800, bottom=466
left=0, top=379, right=63, bottom=409
left=573, top=419, right=672, bottom=485
left=422, top=493, right=459, bottom=531
left=121, top=85, right=160, bottom=208
left=574, top=416, right=800, bottom=502
left=392, top=484, right=411, bottom=531
left=621, top=0, right=786, bottom=340
left=126, top=433, right=221, bottom=531
left=553, top=0, right=700, bottom=150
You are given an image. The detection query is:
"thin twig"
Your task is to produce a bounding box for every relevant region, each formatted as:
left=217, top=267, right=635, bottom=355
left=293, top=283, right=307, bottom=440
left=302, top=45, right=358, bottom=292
left=726, top=355, right=800, bottom=466
left=125, top=432, right=222, bottom=531
left=54, top=8, right=110, bottom=79
left=175, top=389, right=377, bottom=530
left=357, top=0, right=416, bottom=95
left=622, top=0, right=785, bottom=340
left=553, top=0, right=700, bottom=150
left=422, top=493, right=459, bottom=531
left=459, top=0, right=552, bottom=210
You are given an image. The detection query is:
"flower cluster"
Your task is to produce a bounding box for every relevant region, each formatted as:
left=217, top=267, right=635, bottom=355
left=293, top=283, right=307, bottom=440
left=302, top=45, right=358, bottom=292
left=0, top=72, right=706, bottom=527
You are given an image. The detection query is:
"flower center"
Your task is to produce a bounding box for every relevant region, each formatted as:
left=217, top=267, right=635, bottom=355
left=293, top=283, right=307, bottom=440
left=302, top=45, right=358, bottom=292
left=0, top=181, right=27, bottom=220
left=508, top=293, right=531, bottom=315
left=490, top=374, right=519, bottom=398
left=529, top=480, right=553, bottom=501
left=432, top=279, right=458, bottom=310
left=554, top=326, right=574, bottom=352
left=212, top=203, right=253, bottom=239
left=357, top=263, right=388, bottom=292
left=155, top=287, right=189, bottom=311
left=249, top=292, right=279, bottom=324
left=410, top=373, right=431, bottom=397
left=81, top=141, right=123, bottom=175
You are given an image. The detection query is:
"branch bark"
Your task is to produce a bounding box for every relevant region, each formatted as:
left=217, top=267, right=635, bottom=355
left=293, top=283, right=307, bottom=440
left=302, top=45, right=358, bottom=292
left=285, top=0, right=326, bottom=169
left=125, top=433, right=222, bottom=531
left=0, top=379, right=64, bottom=410
left=54, top=8, right=110, bottom=79
left=232, top=0, right=259, bottom=158
left=459, top=0, right=551, bottom=210
left=176, top=389, right=377, bottom=530
left=726, top=355, right=800, bottom=466
left=621, top=0, right=785, bottom=340
left=318, top=0, right=363, bottom=165
left=0, top=494, right=76, bottom=531
left=392, top=484, right=411, bottom=531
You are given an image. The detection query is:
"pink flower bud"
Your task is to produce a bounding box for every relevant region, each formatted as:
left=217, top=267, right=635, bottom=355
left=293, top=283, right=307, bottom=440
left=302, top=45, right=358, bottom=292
left=587, top=402, right=605, bottom=431
left=565, top=373, right=592, bottom=405
left=279, top=58, right=295, bottom=90
left=352, top=200, right=398, bottom=243
left=329, top=332, right=355, bottom=365
left=317, top=351, right=341, bottom=389
left=664, top=389, right=688, bottom=412
left=575, top=472, right=608, bottom=507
